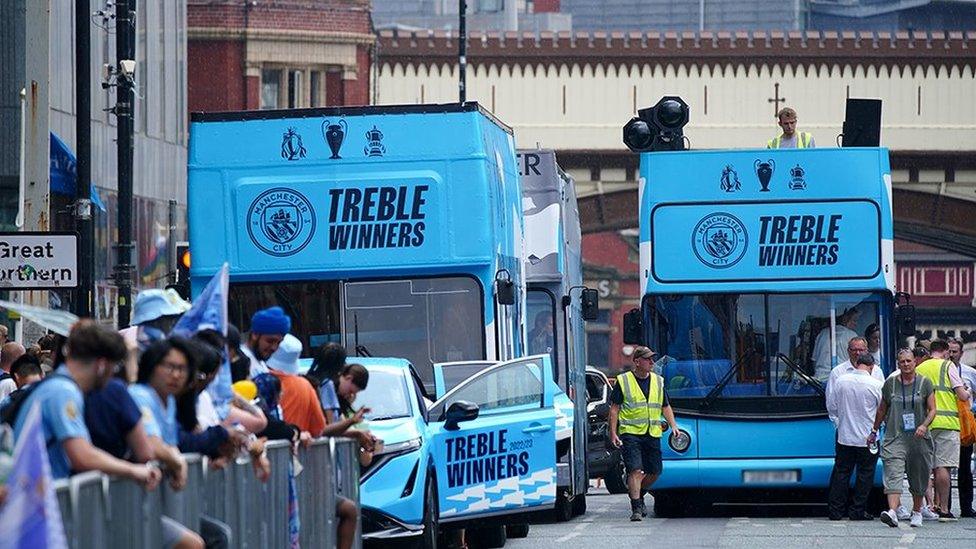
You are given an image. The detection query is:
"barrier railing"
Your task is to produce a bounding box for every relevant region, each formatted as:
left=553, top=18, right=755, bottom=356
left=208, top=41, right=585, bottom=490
left=52, top=438, right=361, bottom=549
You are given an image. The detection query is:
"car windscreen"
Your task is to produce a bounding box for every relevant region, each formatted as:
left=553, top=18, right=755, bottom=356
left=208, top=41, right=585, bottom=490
left=355, top=368, right=412, bottom=421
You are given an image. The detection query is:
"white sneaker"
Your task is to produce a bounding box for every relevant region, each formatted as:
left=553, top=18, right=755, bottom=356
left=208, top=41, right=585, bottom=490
left=920, top=507, right=940, bottom=521
left=880, top=509, right=899, bottom=528
left=896, top=505, right=911, bottom=520
left=910, top=512, right=923, bottom=528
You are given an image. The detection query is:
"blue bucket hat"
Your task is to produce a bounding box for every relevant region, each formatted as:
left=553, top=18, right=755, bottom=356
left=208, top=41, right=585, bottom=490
left=250, top=306, right=291, bottom=336
left=131, top=289, right=191, bottom=326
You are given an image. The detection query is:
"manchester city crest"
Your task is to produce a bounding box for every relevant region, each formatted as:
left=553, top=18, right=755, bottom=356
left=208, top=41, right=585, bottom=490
left=280, top=127, right=307, bottom=161
left=692, top=213, right=748, bottom=269
left=247, top=188, right=316, bottom=257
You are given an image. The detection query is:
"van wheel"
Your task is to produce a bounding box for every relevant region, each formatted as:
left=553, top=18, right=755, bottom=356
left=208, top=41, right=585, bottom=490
left=469, top=526, right=507, bottom=548
left=506, top=523, right=529, bottom=538
left=603, top=454, right=629, bottom=494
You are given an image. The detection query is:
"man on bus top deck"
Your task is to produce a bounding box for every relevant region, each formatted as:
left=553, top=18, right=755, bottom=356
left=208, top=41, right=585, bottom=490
left=608, top=346, right=679, bottom=521
left=767, top=107, right=815, bottom=149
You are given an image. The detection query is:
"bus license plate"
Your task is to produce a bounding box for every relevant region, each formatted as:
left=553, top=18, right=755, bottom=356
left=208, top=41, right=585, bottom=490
left=743, top=470, right=799, bottom=484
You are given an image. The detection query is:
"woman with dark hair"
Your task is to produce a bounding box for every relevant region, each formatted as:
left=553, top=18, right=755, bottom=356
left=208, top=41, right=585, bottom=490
left=130, top=337, right=204, bottom=549
left=306, top=343, right=346, bottom=423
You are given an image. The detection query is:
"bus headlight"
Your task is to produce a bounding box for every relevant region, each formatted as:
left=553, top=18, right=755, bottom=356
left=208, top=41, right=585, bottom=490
left=669, top=429, right=691, bottom=453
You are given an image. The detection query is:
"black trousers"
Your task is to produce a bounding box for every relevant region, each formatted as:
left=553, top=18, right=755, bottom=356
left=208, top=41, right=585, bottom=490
left=827, top=443, right=878, bottom=518
left=955, top=444, right=974, bottom=515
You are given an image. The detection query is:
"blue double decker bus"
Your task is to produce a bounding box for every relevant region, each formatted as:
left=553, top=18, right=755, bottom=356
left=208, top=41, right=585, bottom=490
left=625, top=147, right=897, bottom=515
left=187, top=103, right=526, bottom=383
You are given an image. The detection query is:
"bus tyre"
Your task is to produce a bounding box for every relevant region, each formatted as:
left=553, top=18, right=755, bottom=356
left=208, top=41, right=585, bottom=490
left=652, top=492, right=685, bottom=518
left=470, top=526, right=507, bottom=549
left=572, top=493, right=587, bottom=516
left=410, top=477, right=439, bottom=549
left=604, top=455, right=629, bottom=494
left=506, top=523, right=530, bottom=538
left=552, top=488, right=574, bottom=522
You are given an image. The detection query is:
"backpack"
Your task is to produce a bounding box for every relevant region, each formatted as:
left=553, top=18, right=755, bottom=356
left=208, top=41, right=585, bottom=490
left=0, top=375, right=58, bottom=429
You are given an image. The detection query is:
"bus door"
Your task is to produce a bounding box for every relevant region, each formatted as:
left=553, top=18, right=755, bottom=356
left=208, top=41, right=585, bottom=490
left=426, top=355, right=558, bottom=522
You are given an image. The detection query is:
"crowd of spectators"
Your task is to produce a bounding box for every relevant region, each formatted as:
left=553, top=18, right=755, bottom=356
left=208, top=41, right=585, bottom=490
left=0, top=290, right=372, bottom=549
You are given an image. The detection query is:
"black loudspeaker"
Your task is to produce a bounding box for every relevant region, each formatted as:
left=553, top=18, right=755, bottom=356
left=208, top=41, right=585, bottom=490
left=842, top=98, right=882, bottom=147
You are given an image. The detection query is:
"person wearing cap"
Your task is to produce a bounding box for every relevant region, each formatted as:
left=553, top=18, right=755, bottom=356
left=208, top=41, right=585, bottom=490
left=826, top=352, right=884, bottom=521
left=268, top=334, right=326, bottom=437
left=608, top=346, right=678, bottom=521
left=242, top=307, right=290, bottom=378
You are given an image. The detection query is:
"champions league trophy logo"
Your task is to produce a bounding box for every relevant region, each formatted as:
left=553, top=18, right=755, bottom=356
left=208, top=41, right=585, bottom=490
left=364, top=125, right=386, bottom=157
left=280, top=127, right=307, bottom=161
left=754, top=159, right=775, bottom=192
left=322, top=119, right=347, bottom=159
left=789, top=164, right=807, bottom=190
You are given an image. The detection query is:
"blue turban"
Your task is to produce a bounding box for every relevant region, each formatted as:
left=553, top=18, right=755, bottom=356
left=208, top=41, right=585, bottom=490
left=250, top=306, right=291, bottom=336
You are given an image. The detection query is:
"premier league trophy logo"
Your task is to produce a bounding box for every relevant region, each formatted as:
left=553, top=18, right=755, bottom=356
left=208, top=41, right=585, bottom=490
left=322, top=119, right=347, bottom=159
left=789, top=164, right=806, bottom=190
left=720, top=165, right=741, bottom=192
left=364, top=125, right=386, bottom=157
left=280, top=127, right=307, bottom=161
left=754, top=159, right=775, bottom=192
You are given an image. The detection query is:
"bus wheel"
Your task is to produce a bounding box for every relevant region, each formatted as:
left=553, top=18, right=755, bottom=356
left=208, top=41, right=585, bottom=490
left=603, top=456, right=629, bottom=494
left=653, top=491, right=686, bottom=518
left=572, top=493, right=587, bottom=516
left=506, top=523, right=529, bottom=538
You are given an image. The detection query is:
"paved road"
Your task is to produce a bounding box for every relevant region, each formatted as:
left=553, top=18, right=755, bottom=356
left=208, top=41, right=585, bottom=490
left=508, top=486, right=976, bottom=549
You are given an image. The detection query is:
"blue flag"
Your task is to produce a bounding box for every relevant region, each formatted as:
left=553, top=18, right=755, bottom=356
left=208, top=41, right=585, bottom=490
left=172, top=263, right=233, bottom=418
left=0, top=404, right=68, bottom=549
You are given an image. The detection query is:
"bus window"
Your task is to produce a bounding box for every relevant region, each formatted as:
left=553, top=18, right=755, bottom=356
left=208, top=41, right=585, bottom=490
left=343, top=277, right=485, bottom=385
left=527, top=290, right=557, bottom=377
left=229, top=280, right=341, bottom=357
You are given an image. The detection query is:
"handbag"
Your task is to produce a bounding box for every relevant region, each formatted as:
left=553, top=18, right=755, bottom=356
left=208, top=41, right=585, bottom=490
left=958, top=398, right=976, bottom=446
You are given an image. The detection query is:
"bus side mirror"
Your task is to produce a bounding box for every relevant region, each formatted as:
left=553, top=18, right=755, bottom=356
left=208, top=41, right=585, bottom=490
left=623, top=308, right=644, bottom=345
left=895, top=303, right=916, bottom=337
left=495, top=278, right=515, bottom=306
left=581, top=288, right=600, bottom=321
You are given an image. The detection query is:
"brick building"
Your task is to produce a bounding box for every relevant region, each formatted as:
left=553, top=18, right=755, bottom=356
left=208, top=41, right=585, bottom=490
left=187, top=0, right=374, bottom=112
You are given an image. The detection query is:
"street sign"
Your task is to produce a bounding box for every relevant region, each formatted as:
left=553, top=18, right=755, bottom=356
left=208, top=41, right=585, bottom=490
left=0, top=232, right=79, bottom=289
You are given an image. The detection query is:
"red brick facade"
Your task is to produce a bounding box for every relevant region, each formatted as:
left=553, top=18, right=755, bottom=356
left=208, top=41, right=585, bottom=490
left=582, top=231, right=641, bottom=375
left=188, top=0, right=374, bottom=113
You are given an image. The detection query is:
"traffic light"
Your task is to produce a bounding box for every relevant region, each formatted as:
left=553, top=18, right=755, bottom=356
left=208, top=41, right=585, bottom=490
left=169, top=242, right=190, bottom=300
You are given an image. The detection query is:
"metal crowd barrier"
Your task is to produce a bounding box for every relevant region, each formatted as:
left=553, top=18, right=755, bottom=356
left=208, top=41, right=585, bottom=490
left=52, top=438, right=362, bottom=549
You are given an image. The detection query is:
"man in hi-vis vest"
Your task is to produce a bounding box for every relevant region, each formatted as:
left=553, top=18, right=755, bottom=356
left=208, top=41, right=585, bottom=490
left=609, top=346, right=679, bottom=521
left=915, top=339, right=971, bottom=521
left=767, top=107, right=815, bottom=149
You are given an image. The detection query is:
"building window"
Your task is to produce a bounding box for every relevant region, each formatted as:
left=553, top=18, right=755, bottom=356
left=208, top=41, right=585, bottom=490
left=310, top=71, right=323, bottom=107
left=261, top=69, right=281, bottom=109
left=287, top=70, right=303, bottom=108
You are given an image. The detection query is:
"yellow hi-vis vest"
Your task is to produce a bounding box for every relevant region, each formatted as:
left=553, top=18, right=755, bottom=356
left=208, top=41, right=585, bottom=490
left=916, top=358, right=960, bottom=431
left=616, top=371, right=664, bottom=437
left=767, top=132, right=812, bottom=149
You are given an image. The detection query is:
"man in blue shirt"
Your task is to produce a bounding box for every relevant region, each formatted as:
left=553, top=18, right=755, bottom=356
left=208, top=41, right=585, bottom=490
left=12, top=320, right=161, bottom=487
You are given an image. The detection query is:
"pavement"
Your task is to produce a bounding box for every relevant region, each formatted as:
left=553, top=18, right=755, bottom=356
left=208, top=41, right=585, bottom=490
left=507, top=485, right=976, bottom=549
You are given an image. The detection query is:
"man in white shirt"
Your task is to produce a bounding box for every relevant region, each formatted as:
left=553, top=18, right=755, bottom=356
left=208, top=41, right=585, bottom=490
left=826, top=353, right=884, bottom=521
left=825, top=337, right=886, bottom=423
left=814, top=307, right=861, bottom=380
